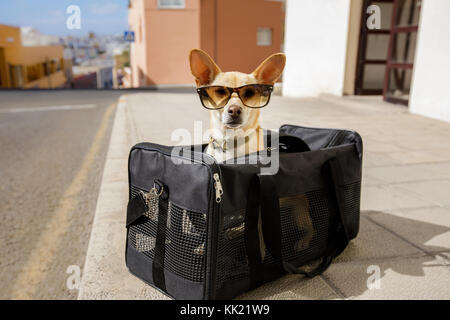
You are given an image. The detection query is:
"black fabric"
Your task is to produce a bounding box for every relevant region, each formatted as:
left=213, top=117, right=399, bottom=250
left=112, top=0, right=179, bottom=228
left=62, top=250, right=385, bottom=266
left=129, top=144, right=212, bottom=214
left=244, top=175, right=264, bottom=289
left=126, top=245, right=204, bottom=300
left=257, top=174, right=282, bottom=268
left=126, top=192, right=147, bottom=227
left=322, top=157, right=350, bottom=256
left=126, top=124, right=363, bottom=300
left=152, top=183, right=169, bottom=292
left=279, top=124, right=363, bottom=159
left=278, top=134, right=311, bottom=153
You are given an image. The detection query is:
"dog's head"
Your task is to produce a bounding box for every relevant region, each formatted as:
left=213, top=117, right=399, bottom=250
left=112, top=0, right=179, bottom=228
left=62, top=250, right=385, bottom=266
left=189, top=49, right=285, bottom=130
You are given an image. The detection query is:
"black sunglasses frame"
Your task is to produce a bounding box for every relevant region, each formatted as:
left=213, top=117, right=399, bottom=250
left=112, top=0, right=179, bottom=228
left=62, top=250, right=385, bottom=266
left=196, top=84, right=274, bottom=110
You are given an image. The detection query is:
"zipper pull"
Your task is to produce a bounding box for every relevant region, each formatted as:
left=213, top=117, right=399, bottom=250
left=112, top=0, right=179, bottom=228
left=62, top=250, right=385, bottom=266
left=213, top=173, right=223, bottom=203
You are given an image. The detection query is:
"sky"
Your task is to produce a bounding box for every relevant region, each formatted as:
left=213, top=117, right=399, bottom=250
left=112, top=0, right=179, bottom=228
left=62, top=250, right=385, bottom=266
left=0, top=0, right=129, bottom=37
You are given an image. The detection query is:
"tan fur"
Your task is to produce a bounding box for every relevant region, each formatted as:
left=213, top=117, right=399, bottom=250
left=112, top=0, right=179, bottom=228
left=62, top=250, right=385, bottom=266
left=189, top=49, right=286, bottom=162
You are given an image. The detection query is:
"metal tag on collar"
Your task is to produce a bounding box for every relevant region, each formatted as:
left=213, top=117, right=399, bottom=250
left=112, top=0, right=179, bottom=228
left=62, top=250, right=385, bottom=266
left=209, top=136, right=227, bottom=153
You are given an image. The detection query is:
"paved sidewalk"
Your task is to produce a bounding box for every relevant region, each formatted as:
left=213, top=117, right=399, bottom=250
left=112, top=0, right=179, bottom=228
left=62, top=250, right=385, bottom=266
left=78, top=92, right=450, bottom=300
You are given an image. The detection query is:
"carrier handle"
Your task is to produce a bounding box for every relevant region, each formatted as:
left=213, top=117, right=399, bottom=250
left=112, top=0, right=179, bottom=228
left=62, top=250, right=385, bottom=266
left=322, top=157, right=351, bottom=253
left=258, top=174, right=333, bottom=278
left=245, top=175, right=265, bottom=289
left=246, top=156, right=350, bottom=285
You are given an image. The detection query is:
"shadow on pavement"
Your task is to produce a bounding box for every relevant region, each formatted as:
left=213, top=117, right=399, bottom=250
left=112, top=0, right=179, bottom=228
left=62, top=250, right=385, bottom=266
left=238, top=210, right=449, bottom=299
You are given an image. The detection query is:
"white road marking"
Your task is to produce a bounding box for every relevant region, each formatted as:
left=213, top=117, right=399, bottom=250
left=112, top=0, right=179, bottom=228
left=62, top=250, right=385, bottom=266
left=0, top=104, right=97, bottom=113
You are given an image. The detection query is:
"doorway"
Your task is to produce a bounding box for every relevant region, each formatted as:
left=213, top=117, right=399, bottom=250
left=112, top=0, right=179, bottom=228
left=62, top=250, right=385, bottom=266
left=355, top=0, right=393, bottom=95
left=383, top=0, right=421, bottom=105
left=355, top=0, right=421, bottom=105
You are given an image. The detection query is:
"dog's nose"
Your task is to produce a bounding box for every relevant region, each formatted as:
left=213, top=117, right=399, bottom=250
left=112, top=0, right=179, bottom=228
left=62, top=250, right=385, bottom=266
left=228, top=105, right=242, bottom=118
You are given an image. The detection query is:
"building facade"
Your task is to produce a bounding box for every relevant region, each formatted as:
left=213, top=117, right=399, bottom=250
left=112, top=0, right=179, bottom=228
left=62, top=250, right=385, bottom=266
left=128, top=0, right=285, bottom=86
left=283, top=0, right=450, bottom=123
left=0, top=24, right=67, bottom=89
left=0, top=25, right=66, bottom=89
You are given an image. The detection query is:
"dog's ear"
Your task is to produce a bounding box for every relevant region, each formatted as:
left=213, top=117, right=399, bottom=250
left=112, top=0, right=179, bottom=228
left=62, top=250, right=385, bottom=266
left=189, top=49, right=221, bottom=86
left=252, top=53, right=286, bottom=84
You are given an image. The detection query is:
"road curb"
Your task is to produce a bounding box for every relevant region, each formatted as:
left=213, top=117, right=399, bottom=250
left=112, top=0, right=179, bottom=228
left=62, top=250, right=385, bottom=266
left=77, top=95, right=169, bottom=299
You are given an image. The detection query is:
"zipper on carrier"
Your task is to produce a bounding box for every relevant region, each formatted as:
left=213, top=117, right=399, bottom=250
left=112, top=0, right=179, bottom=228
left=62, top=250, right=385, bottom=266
left=213, top=173, right=223, bottom=203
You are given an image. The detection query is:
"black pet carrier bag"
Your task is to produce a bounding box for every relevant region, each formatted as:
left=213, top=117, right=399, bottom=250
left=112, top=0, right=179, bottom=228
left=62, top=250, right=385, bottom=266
left=125, top=124, right=363, bottom=300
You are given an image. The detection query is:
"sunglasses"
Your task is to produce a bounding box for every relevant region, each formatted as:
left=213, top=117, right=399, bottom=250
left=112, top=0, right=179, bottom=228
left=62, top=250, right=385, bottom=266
left=196, top=84, right=273, bottom=110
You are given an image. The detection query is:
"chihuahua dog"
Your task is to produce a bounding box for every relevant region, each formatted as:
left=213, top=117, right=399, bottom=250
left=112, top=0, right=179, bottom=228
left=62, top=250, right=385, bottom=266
left=189, top=49, right=286, bottom=163
left=189, top=49, right=315, bottom=253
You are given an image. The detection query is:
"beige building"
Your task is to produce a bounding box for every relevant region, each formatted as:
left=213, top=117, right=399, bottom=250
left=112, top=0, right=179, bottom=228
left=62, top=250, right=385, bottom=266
left=0, top=24, right=67, bottom=89
left=128, top=0, right=285, bottom=87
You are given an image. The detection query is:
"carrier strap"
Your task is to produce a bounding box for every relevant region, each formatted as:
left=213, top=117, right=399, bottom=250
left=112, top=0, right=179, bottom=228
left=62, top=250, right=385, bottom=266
left=246, top=156, right=350, bottom=285
left=245, top=175, right=264, bottom=289
left=152, top=184, right=169, bottom=292
left=323, top=157, right=350, bottom=255
left=258, top=174, right=330, bottom=277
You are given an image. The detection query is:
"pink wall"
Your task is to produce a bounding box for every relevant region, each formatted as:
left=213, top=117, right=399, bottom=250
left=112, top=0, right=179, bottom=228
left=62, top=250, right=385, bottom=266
left=200, top=0, right=216, bottom=60
left=129, top=0, right=284, bottom=85
left=215, top=0, right=284, bottom=74
left=129, top=0, right=201, bottom=86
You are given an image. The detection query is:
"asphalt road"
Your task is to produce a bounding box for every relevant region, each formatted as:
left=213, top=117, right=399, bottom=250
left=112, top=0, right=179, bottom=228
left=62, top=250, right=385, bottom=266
left=0, top=90, right=123, bottom=299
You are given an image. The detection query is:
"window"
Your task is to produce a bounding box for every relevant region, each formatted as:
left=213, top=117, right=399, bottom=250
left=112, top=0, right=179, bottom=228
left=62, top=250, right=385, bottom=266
left=27, top=64, right=41, bottom=82
left=383, top=0, right=421, bottom=105
left=257, top=28, right=272, bottom=46
left=157, top=0, right=185, bottom=9
left=42, top=62, right=50, bottom=76
left=57, top=58, right=63, bottom=72
left=9, top=64, right=24, bottom=88
left=355, top=0, right=394, bottom=95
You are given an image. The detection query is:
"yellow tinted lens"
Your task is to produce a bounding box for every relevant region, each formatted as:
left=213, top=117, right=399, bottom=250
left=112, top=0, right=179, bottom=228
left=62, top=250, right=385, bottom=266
left=201, top=87, right=230, bottom=109
left=240, top=85, right=269, bottom=108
